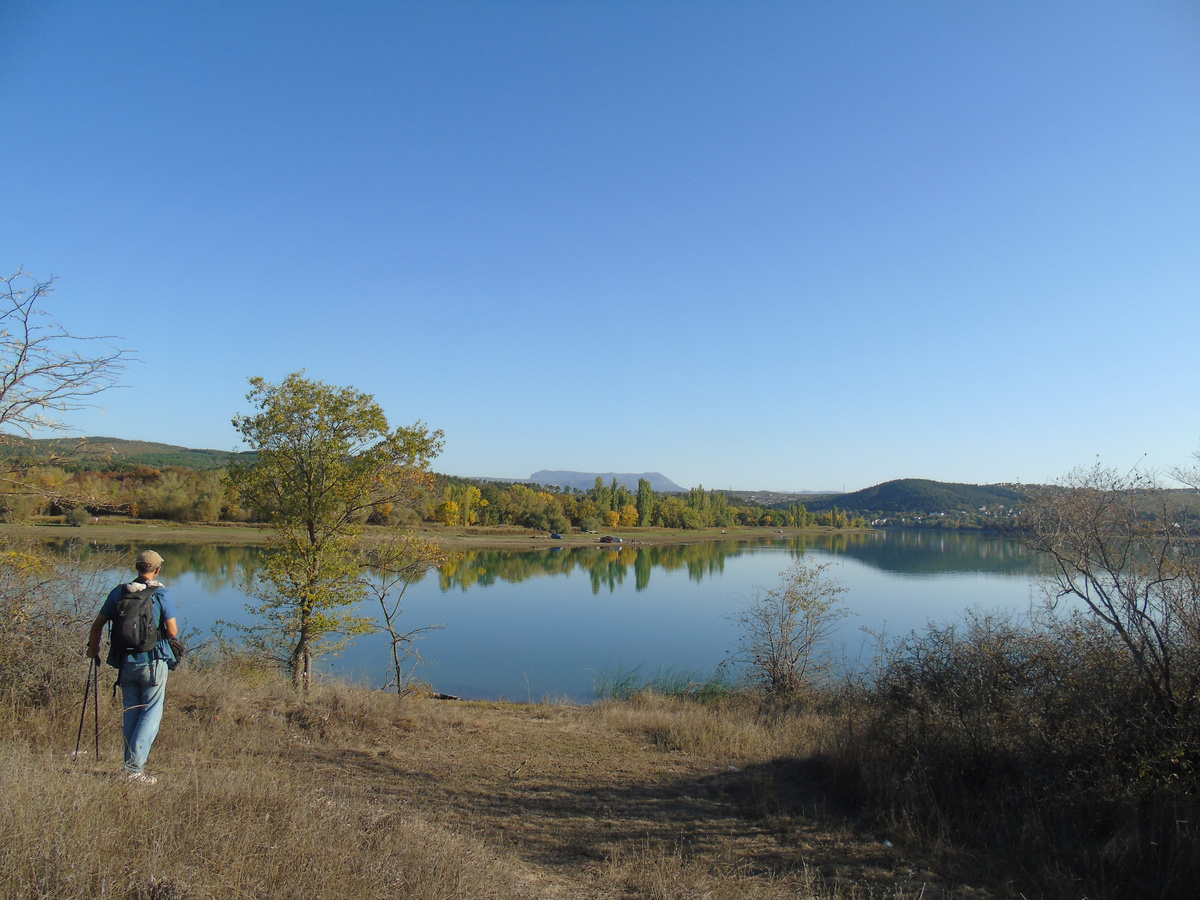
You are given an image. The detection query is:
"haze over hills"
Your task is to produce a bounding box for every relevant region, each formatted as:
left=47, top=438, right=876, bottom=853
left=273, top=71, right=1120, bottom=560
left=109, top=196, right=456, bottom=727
left=528, top=471, right=684, bottom=492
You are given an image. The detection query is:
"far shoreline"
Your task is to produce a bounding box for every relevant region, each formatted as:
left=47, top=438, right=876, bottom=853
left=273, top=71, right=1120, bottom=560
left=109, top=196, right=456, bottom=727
left=0, top=520, right=869, bottom=550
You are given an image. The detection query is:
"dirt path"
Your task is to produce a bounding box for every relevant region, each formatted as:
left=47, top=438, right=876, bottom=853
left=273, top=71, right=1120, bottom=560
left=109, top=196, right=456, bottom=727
left=286, top=702, right=991, bottom=899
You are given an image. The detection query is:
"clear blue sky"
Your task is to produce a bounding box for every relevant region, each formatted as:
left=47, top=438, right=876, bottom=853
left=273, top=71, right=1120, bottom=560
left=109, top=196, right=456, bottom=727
left=3, top=1, right=1198, bottom=491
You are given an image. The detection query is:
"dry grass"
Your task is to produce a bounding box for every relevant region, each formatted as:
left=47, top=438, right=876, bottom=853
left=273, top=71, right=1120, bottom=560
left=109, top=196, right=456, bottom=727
left=2, top=674, right=531, bottom=900
left=597, top=692, right=831, bottom=761
left=1, top=665, right=998, bottom=900
left=2, top=744, right=516, bottom=900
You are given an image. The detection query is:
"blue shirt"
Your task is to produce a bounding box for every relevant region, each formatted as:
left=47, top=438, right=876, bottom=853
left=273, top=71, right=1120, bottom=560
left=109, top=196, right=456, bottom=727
left=100, top=580, right=178, bottom=668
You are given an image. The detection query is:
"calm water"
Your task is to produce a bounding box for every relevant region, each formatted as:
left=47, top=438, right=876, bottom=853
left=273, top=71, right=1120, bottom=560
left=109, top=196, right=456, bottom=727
left=63, top=530, right=1048, bottom=701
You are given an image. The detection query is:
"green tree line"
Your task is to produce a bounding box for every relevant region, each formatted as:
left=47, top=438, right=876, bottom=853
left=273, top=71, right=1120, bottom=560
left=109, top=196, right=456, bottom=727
left=0, top=461, right=867, bottom=533
left=430, top=475, right=866, bottom=532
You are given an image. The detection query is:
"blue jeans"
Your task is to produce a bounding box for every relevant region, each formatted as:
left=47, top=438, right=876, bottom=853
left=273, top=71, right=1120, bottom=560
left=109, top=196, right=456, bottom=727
left=119, top=658, right=168, bottom=774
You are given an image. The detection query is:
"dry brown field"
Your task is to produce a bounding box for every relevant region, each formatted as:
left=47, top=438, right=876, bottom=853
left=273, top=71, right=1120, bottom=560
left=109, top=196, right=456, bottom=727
left=3, top=669, right=1001, bottom=900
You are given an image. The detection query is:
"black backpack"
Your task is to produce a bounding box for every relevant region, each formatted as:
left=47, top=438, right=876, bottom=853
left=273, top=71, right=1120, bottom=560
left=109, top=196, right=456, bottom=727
left=110, top=584, right=161, bottom=658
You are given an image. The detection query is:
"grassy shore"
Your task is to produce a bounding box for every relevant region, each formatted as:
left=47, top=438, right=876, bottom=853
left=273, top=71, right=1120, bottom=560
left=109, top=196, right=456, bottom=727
left=2, top=667, right=999, bottom=900
left=0, top=520, right=854, bottom=550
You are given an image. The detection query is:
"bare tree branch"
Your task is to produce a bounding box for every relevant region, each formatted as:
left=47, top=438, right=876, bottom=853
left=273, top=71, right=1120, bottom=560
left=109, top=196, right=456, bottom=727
left=1173, top=448, right=1200, bottom=492
left=0, top=269, right=131, bottom=436
left=0, top=271, right=134, bottom=518
left=1017, top=463, right=1200, bottom=724
left=359, top=534, right=446, bottom=697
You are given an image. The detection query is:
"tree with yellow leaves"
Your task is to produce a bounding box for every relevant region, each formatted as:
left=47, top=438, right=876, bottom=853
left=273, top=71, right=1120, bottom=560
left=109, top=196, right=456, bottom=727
left=228, top=373, right=442, bottom=689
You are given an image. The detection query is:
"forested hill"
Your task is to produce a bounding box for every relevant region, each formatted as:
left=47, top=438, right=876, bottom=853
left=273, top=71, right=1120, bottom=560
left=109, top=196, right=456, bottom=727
left=528, top=471, right=684, bottom=492
left=2, top=436, right=254, bottom=470
left=794, top=479, right=1029, bottom=517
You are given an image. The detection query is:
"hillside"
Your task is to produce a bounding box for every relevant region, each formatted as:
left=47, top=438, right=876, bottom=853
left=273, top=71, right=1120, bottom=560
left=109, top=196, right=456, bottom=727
left=1, top=436, right=254, bottom=470
left=786, top=478, right=1029, bottom=517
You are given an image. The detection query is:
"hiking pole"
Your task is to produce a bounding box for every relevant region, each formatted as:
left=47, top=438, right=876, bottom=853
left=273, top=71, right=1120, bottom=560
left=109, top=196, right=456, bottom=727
left=74, top=658, right=95, bottom=760
left=92, top=655, right=101, bottom=759
left=73, top=658, right=102, bottom=761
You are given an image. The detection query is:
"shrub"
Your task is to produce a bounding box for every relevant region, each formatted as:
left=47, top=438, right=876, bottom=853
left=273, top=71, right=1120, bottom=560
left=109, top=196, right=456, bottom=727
left=837, top=608, right=1200, bottom=899
left=735, top=559, right=848, bottom=696
left=0, top=541, right=122, bottom=719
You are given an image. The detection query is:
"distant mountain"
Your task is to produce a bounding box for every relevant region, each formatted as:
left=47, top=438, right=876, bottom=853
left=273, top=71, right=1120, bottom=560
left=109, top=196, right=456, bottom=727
left=529, top=470, right=684, bottom=492
left=2, top=436, right=253, bottom=470
left=792, top=478, right=1028, bottom=516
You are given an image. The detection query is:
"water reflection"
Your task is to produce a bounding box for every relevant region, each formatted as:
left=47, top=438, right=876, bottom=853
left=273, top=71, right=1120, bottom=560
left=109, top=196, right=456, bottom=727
left=433, top=532, right=1044, bottom=592
left=817, top=530, right=1046, bottom=577
left=36, top=539, right=261, bottom=589
left=30, top=530, right=1050, bottom=700
left=39, top=530, right=1046, bottom=594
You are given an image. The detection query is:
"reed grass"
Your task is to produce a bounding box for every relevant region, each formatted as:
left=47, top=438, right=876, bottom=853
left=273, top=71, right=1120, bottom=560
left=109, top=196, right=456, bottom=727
left=593, top=664, right=735, bottom=703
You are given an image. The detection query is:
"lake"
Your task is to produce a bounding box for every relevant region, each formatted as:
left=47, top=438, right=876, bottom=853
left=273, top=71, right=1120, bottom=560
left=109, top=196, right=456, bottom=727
left=62, top=530, right=1050, bottom=701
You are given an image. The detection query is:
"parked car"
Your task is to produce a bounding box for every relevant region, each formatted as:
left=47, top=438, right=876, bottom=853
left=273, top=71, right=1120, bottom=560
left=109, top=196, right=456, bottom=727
left=550, top=533, right=563, bottom=540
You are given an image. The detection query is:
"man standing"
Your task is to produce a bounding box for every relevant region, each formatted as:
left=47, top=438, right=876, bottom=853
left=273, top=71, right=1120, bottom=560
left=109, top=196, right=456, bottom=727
left=87, top=550, right=179, bottom=785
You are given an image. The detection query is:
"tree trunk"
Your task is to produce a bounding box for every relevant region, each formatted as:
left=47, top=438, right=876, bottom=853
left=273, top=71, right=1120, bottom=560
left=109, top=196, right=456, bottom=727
left=292, top=638, right=312, bottom=692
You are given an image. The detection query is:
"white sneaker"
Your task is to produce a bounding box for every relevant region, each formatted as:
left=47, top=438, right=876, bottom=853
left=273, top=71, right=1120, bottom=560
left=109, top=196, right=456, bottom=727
left=124, top=771, right=158, bottom=786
